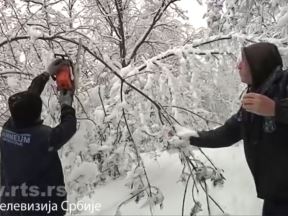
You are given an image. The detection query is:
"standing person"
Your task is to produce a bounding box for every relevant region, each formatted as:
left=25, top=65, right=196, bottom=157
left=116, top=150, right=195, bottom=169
left=0, top=59, right=76, bottom=216
left=177, top=42, right=288, bottom=216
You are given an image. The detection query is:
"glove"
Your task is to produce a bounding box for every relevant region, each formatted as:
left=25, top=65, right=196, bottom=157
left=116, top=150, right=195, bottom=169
left=40, top=72, right=50, bottom=81
left=167, top=125, right=199, bottom=150
left=27, top=72, right=50, bottom=95
left=48, top=58, right=71, bottom=76
left=175, top=124, right=199, bottom=141
left=166, top=125, right=199, bottom=154
left=59, top=90, right=74, bottom=107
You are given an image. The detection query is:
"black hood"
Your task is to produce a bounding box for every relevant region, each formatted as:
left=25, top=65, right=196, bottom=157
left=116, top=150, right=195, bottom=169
left=8, top=91, right=42, bottom=128
left=243, top=42, right=283, bottom=89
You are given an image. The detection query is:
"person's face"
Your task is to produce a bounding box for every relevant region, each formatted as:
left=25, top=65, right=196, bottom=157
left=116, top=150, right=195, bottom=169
left=237, top=52, right=252, bottom=85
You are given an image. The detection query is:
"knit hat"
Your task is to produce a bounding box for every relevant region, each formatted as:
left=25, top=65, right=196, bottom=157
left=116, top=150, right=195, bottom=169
left=242, top=42, right=283, bottom=88
left=8, top=91, right=42, bottom=127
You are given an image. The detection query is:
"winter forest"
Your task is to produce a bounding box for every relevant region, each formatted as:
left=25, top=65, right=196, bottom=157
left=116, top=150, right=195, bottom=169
left=1, top=0, right=288, bottom=215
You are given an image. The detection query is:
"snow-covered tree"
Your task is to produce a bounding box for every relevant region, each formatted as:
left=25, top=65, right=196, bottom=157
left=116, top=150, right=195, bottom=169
left=2, top=0, right=288, bottom=215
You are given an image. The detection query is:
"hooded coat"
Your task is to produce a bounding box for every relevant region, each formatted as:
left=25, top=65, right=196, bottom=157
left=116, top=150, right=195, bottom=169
left=190, top=43, right=288, bottom=200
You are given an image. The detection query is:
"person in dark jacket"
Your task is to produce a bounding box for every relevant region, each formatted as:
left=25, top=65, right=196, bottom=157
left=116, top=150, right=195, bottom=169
left=177, top=42, right=288, bottom=216
left=0, top=59, right=77, bottom=216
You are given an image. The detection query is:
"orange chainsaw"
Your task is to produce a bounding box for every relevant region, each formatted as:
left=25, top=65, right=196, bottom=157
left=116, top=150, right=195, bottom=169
left=51, top=54, right=75, bottom=91
left=52, top=39, right=81, bottom=93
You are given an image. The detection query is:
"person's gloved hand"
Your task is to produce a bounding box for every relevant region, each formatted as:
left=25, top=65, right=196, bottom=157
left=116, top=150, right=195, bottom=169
left=27, top=72, right=50, bottom=95
left=59, top=90, right=74, bottom=107
left=48, top=58, right=71, bottom=76
left=167, top=125, right=199, bottom=151
left=175, top=124, right=199, bottom=142
left=40, top=72, right=50, bottom=80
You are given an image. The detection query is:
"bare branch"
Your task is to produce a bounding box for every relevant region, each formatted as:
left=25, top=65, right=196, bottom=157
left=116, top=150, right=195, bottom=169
left=114, top=0, right=127, bottom=67
left=95, top=0, right=121, bottom=39
left=0, top=71, right=30, bottom=76
left=126, top=0, right=179, bottom=64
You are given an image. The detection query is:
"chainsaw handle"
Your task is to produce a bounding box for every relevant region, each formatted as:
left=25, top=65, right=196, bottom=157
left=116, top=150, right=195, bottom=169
left=51, top=74, right=57, bottom=81
left=53, top=54, right=73, bottom=66
left=54, top=54, right=67, bottom=59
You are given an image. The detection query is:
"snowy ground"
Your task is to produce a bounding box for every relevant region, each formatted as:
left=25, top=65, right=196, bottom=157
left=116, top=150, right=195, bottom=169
left=70, top=143, right=263, bottom=216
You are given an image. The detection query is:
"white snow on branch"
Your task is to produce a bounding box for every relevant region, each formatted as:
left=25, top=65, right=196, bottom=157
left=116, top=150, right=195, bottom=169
left=174, top=124, right=199, bottom=138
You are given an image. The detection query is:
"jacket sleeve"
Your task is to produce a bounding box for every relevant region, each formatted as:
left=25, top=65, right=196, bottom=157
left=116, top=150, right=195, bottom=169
left=189, top=113, right=242, bottom=148
left=48, top=105, right=77, bottom=151
left=27, top=72, right=50, bottom=96
left=275, top=99, right=288, bottom=125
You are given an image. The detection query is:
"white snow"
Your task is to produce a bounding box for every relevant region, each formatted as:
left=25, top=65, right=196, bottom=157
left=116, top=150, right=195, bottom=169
left=175, top=124, right=199, bottom=138
left=277, top=11, right=288, bottom=27
left=71, top=145, right=263, bottom=215
left=7, top=76, right=20, bottom=89
left=27, top=26, right=44, bottom=42
left=68, top=161, right=99, bottom=184
left=19, top=52, right=26, bottom=63
left=93, top=109, right=105, bottom=123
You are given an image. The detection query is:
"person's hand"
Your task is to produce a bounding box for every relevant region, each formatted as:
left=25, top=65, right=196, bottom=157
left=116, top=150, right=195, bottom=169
left=59, top=90, right=74, bottom=107
left=242, top=93, right=275, bottom=117
left=167, top=135, right=189, bottom=150
left=167, top=125, right=199, bottom=151
left=40, top=72, right=50, bottom=80
left=175, top=124, right=199, bottom=140
left=27, top=72, right=50, bottom=95
left=48, top=58, right=71, bottom=76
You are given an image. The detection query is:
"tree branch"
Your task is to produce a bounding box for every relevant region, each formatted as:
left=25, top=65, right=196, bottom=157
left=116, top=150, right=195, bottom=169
left=114, top=0, right=127, bottom=67
left=126, top=0, right=179, bottom=64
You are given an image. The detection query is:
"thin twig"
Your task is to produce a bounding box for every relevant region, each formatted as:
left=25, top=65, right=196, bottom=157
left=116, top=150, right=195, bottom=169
left=182, top=174, right=191, bottom=216
left=199, top=180, right=225, bottom=213
left=163, top=105, right=222, bottom=126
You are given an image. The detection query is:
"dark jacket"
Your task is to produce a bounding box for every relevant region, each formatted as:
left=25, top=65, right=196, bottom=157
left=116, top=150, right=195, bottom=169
left=0, top=73, right=77, bottom=215
left=190, top=43, right=288, bottom=200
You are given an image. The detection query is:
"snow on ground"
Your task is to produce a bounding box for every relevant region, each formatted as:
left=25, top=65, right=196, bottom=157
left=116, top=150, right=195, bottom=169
left=71, top=143, right=263, bottom=215
left=196, top=145, right=263, bottom=215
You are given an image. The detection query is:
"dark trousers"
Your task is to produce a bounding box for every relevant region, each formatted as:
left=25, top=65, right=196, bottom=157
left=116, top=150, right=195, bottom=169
left=263, top=199, right=288, bottom=216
